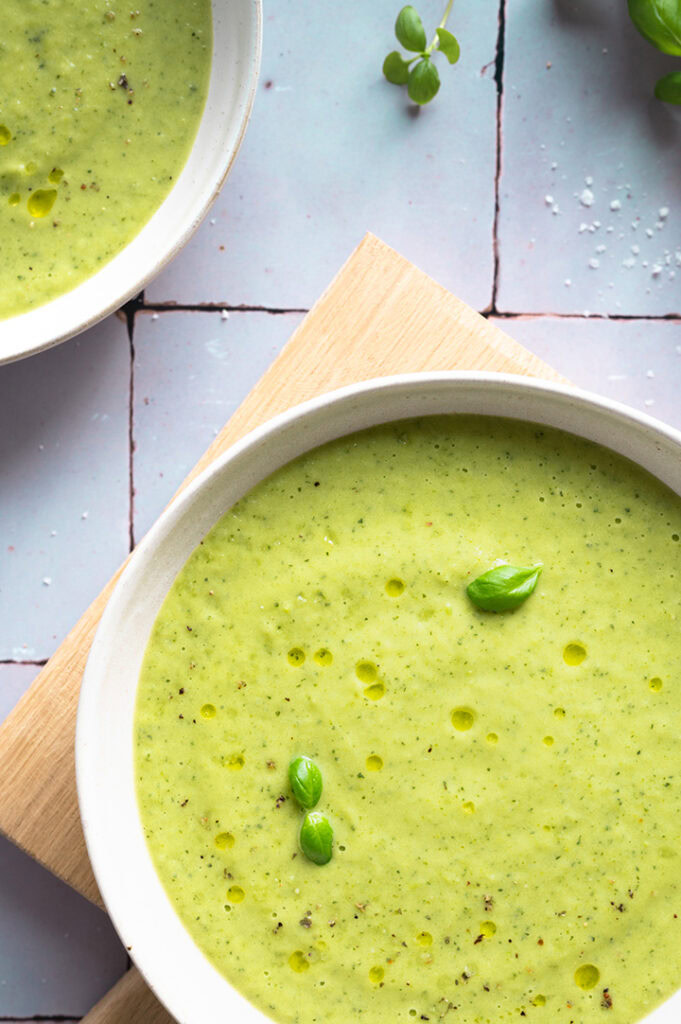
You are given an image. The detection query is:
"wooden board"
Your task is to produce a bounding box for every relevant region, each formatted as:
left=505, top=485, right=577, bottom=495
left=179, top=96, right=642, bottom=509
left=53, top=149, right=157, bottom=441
left=0, top=235, right=563, bottom=1022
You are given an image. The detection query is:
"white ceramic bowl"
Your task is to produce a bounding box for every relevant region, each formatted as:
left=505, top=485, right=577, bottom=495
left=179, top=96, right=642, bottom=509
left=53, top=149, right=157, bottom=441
left=0, top=0, right=261, bottom=365
left=77, top=372, right=681, bottom=1024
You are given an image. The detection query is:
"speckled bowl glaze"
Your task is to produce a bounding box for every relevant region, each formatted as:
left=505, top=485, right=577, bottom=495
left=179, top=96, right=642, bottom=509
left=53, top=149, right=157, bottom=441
left=0, top=0, right=261, bottom=365
left=77, top=372, right=681, bottom=1024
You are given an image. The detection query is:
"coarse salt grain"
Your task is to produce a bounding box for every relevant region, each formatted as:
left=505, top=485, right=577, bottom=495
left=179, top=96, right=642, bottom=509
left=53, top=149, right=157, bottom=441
left=579, top=188, right=595, bottom=207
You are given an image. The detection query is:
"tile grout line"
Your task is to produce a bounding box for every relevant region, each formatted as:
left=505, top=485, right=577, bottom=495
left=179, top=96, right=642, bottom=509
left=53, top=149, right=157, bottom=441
left=490, top=310, right=681, bottom=323
left=0, top=660, right=48, bottom=667
left=127, top=300, right=680, bottom=323
left=489, top=0, right=507, bottom=313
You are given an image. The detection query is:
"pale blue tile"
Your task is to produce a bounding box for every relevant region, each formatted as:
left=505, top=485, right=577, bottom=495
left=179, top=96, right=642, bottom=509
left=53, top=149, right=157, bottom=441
left=132, top=309, right=303, bottom=539
left=490, top=315, right=681, bottom=428
left=0, top=663, right=40, bottom=724
left=498, top=0, right=681, bottom=315
left=146, top=0, right=499, bottom=311
left=0, top=317, right=130, bottom=661
left=0, top=830, right=126, bottom=1017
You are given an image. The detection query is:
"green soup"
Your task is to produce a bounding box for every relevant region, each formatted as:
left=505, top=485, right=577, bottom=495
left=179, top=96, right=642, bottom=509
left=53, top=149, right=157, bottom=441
left=136, top=416, right=681, bottom=1024
left=0, top=0, right=211, bottom=318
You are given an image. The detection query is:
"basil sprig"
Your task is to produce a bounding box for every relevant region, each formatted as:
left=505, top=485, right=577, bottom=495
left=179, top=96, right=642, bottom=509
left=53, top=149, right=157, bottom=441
left=467, top=563, right=543, bottom=613
left=628, top=0, right=681, bottom=104
left=382, top=2, right=461, bottom=106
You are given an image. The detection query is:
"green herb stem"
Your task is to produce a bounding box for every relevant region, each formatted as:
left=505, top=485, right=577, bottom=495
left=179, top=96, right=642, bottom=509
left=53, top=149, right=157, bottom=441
left=427, top=0, right=454, bottom=54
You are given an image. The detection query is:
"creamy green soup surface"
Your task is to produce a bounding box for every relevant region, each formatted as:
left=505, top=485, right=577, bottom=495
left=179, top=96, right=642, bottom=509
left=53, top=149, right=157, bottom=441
left=136, top=416, right=681, bottom=1024
left=0, top=0, right=211, bottom=318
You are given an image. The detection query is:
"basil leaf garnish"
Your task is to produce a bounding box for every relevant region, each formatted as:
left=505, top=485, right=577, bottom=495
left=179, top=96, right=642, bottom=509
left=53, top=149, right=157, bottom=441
left=299, top=811, right=333, bottom=865
left=466, top=563, right=542, bottom=613
left=289, top=755, right=323, bottom=809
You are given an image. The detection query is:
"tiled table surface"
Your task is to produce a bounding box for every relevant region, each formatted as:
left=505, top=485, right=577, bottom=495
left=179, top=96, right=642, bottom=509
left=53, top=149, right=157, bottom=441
left=1, top=0, right=679, bottom=1018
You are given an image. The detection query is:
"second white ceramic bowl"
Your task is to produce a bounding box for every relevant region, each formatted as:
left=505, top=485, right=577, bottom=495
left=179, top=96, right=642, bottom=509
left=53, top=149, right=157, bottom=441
left=1, top=0, right=261, bottom=365
left=77, top=372, right=681, bottom=1023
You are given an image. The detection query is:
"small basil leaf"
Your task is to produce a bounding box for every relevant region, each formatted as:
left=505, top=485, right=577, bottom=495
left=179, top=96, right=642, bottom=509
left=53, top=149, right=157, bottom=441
left=467, top=564, right=543, bottom=613
left=436, top=27, right=461, bottom=64
left=300, top=810, right=333, bottom=865
left=655, top=70, right=681, bottom=102
left=395, top=6, right=427, bottom=52
left=383, top=50, right=411, bottom=85
left=628, top=0, right=681, bottom=55
left=288, top=755, right=323, bottom=809
left=408, top=57, right=441, bottom=105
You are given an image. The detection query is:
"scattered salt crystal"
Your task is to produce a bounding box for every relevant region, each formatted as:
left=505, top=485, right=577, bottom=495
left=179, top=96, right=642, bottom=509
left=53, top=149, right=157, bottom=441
left=631, top=221, right=639, bottom=229
left=579, top=188, right=595, bottom=207
left=585, top=176, right=594, bottom=186
left=38, top=443, right=44, bottom=451
left=595, top=244, right=607, bottom=253
left=676, top=251, right=681, bottom=266
left=593, top=220, right=601, bottom=228
left=220, top=309, right=230, bottom=320
left=671, top=270, right=677, bottom=280
left=551, top=162, right=558, bottom=170
left=588, top=225, right=597, bottom=233
left=644, top=399, right=655, bottom=407
left=50, top=530, right=57, bottom=537
left=209, top=218, right=216, bottom=225
left=151, top=312, right=159, bottom=321
left=606, top=226, right=614, bottom=233
left=564, top=278, right=572, bottom=287
left=81, top=510, right=89, bottom=520
left=609, top=199, right=621, bottom=211
left=588, top=257, right=600, bottom=269
left=42, top=577, right=52, bottom=586
left=643, top=260, right=649, bottom=268
left=578, top=222, right=589, bottom=233
left=646, top=369, right=655, bottom=378
left=646, top=228, right=654, bottom=238
left=659, top=207, right=670, bottom=219
left=631, top=245, right=640, bottom=255
left=552, top=204, right=560, bottom=215
left=656, top=221, right=664, bottom=230
left=651, top=264, right=663, bottom=276
left=622, top=257, right=636, bottom=269
left=544, top=195, right=554, bottom=205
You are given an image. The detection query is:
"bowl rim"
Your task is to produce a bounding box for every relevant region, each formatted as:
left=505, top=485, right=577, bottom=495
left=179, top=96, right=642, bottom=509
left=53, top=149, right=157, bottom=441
left=77, top=370, right=681, bottom=1024
left=0, top=0, right=262, bottom=365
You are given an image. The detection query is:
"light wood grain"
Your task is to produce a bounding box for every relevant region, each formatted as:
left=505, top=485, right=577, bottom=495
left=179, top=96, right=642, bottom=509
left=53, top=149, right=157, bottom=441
left=0, top=234, right=563, bottom=1022
left=83, top=968, right=172, bottom=1024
